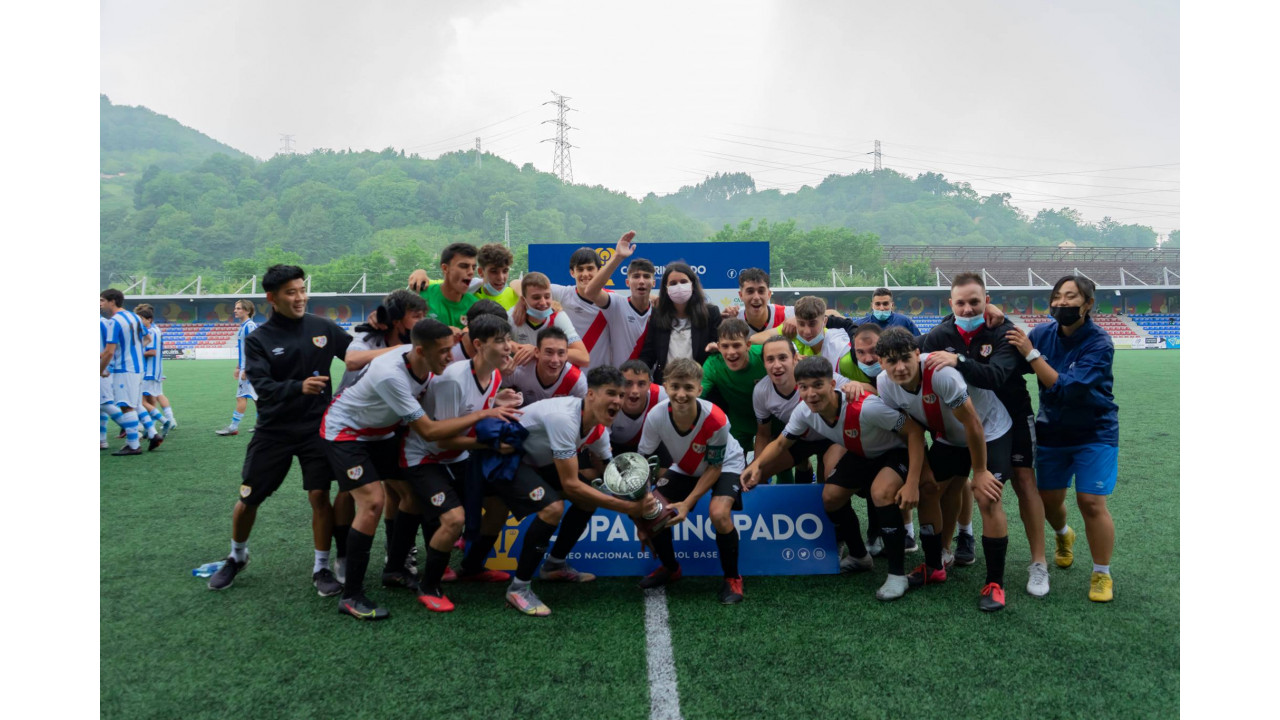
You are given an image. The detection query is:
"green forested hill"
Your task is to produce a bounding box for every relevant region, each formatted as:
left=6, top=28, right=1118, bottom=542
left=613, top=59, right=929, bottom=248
left=100, top=101, right=1172, bottom=292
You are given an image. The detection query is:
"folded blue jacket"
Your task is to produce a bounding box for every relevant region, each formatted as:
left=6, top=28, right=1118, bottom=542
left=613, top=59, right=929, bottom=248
left=463, top=418, right=530, bottom=541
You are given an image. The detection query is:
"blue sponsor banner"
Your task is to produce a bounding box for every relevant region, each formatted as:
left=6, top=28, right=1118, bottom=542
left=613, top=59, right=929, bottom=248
left=527, top=241, right=770, bottom=291
left=483, top=484, right=838, bottom=577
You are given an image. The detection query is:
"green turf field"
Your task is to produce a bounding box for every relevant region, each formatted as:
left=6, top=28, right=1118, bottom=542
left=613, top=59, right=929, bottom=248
left=100, top=351, right=1179, bottom=719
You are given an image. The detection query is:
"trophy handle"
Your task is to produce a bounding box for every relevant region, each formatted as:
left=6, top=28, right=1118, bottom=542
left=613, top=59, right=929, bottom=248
left=646, top=455, right=661, bottom=488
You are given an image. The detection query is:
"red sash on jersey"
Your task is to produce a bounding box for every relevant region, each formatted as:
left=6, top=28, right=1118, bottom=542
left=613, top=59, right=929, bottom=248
left=841, top=396, right=868, bottom=458
left=581, top=312, right=608, bottom=352
left=921, top=363, right=946, bottom=441
left=647, top=384, right=660, bottom=410
left=462, top=365, right=502, bottom=439
left=554, top=364, right=583, bottom=396
left=674, top=404, right=728, bottom=476
left=399, top=439, right=462, bottom=468
left=319, top=407, right=399, bottom=442
left=772, top=304, right=786, bottom=328
left=578, top=423, right=606, bottom=453
left=629, top=325, right=648, bottom=361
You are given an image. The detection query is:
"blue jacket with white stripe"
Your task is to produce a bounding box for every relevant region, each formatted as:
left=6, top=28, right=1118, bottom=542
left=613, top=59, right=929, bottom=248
left=1028, top=317, right=1119, bottom=448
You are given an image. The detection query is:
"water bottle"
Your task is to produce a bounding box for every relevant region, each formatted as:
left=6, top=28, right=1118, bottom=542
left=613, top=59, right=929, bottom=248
left=192, top=560, right=226, bottom=578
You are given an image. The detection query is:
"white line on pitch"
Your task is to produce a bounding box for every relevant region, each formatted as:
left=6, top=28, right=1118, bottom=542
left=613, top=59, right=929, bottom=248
left=644, top=587, right=683, bottom=720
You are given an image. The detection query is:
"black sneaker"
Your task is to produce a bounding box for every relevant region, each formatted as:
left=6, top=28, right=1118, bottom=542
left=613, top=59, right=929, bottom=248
left=717, top=577, right=744, bottom=605
left=338, top=594, right=389, bottom=621
left=638, top=565, right=682, bottom=589
left=954, top=531, right=977, bottom=566
left=147, top=433, right=165, bottom=451
left=208, top=555, right=248, bottom=590
left=111, top=446, right=143, bottom=456
left=903, top=534, right=919, bottom=554
left=381, top=569, right=421, bottom=593
left=313, top=568, right=343, bottom=597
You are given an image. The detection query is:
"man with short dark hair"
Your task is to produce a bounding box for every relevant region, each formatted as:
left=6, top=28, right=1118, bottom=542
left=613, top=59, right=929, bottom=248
left=920, top=272, right=1049, bottom=597
left=582, top=232, right=657, bottom=366
left=407, top=243, right=522, bottom=311
left=506, top=326, right=588, bottom=405
left=731, top=267, right=796, bottom=334
left=860, top=288, right=921, bottom=335
left=610, top=359, right=667, bottom=454
left=206, top=265, right=354, bottom=597
left=701, top=318, right=767, bottom=454
left=420, top=243, right=480, bottom=330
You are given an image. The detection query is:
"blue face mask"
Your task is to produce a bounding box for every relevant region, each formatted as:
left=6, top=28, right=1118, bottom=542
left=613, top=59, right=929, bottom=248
left=527, top=305, right=553, bottom=322
left=797, top=332, right=824, bottom=347
left=873, top=310, right=891, bottom=321
left=482, top=281, right=504, bottom=296
left=955, top=314, right=984, bottom=332
left=857, top=361, right=881, bottom=378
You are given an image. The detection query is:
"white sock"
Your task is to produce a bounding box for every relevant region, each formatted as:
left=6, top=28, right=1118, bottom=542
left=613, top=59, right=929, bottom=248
left=231, top=540, right=248, bottom=563
left=509, top=577, right=530, bottom=591
left=163, top=407, right=175, bottom=423
left=314, top=550, right=330, bottom=573
left=905, top=522, right=915, bottom=539
left=959, top=523, right=973, bottom=535
left=1093, top=563, right=1110, bottom=575
left=545, top=555, right=566, bottom=565
left=1057, top=524, right=1071, bottom=536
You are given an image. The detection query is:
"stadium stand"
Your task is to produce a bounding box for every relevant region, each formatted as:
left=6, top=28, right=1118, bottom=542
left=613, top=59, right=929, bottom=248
left=1130, top=313, right=1180, bottom=339
left=157, top=321, right=358, bottom=351
left=881, top=245, right=1179, bottom=287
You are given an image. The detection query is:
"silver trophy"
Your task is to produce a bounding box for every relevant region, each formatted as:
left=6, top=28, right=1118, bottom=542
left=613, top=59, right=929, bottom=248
left=596, top=453, right=678, bottom=533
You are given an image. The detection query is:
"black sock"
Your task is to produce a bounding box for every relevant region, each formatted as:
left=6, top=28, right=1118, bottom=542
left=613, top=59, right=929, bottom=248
left=461, top=534, right=499, bottom=575
left=421, top=517, right=441, bottom=545
left=383, top=517, right=395, bottom=551
left=333, top=525, right=350, bottom=559
left=549, top=505, right=594, bottom=560
left=864, top=496, right=880, bottom=541
left=921, top=524, right=943, bottom=569
left=386, top=513, right=420, bottom=573
left=983, top=535, right=1008, bottom=587
left=716, top=529, right=741, bottom=579
left=826, top=505, right=866, bottom=558
left=650, top=528, right=679, bottom=570
left=343, top=528, right=374, bottom=599
left=420, top=546, right=452, bottom=593
left=515, top=519, right=557, bottom=582
left=875, top=504, right=906, bottom=576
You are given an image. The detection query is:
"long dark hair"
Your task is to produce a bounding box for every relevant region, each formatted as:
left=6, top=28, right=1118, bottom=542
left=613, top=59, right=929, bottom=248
left=654, top=261, right=712, bottom=331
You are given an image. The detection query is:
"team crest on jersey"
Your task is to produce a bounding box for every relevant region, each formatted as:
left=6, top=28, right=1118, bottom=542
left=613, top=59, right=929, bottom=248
left=980, top=344, right=993, bottom=357
left=239, top=484, right=252, bottom=498
left=692, top=443, right=706, bottom=454
left=844, top=428, right=860, bottom=439
left=924, top=393, right=937, bottom=404
left=656, top=477, right=668, bottom=487
left=313, top=335, right=328, bottom=348
left=430, top=492, right=446, bottom=507
left=529, top=487, right=545, bottom=501
left=346, top=465, right=363, bottom=480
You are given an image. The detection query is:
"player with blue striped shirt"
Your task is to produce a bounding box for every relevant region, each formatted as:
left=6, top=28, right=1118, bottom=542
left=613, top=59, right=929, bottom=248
left=217, top=299, right=259, bottom=436
left=136, top=304, right=177, bottom=433
left=100, top=315, right=113, bottom=450
left=100, top=289, right=164, bottom=455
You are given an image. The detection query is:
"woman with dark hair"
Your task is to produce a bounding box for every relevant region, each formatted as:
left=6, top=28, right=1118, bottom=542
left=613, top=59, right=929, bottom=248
left=1005, top=275, right=1119, bottom=603
left=638, top=261, right=722, bottom=383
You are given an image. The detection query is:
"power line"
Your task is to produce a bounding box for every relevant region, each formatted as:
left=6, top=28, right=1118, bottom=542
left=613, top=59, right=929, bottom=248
left=542, top=91, right=575, bottom=183
left=277, top=134, right=295, bottom=155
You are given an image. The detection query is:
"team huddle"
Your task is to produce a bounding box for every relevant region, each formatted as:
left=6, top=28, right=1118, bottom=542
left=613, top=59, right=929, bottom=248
left=101, top=231, right=1120, bottom=620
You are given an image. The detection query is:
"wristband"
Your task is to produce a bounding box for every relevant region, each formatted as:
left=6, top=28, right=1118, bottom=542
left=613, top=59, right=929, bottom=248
left=1024, top=349, right=1042, bottom=362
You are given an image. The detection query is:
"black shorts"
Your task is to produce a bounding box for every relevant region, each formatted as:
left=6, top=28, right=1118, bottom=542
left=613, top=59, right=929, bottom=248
left=825, top=448, right=910, bottom=496
left=325, top=437, right=402, bottom=493
left=403, top=461, right=466, bottom=520
left=1009, top=413, right=1036, bottom=469
left=239, top=430, right=333, bottom=506
left=496, top=463, right=560, bottom=520
left=928, top=432, right=1014, bottom=484
left=788, top=439, right=831, bottom=469
left=654, top=470, right=743, bottom=511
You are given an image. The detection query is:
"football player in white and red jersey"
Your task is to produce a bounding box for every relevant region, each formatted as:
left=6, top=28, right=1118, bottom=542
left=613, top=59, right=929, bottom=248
left=636, top=358, right=748, bottom=605
left=731, top=267, right=796, bottom=335
left=874, top=327, right=1015, bottom=612
left=507, top=271, right=588, bottom=368
left=502, top=368, right=654, bottom=616
left=610, top=359, right=667, bottom=455
left=319, top=318, right=518, bottom=620
left=743, top=356, right=927, bottom=601
left=581, top=231, right=656, bottom=367
left=750, top=335, right=834, bottom=482
left=505, top=326, right=587, bottom=406
left=531, top=247, right=612, bottom=368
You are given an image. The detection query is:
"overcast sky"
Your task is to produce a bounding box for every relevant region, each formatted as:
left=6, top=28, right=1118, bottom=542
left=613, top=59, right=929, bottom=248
left=101, top=0, right=1179, bottom=235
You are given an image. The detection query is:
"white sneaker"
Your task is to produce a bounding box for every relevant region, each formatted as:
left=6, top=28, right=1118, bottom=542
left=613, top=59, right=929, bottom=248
left=334, top=557, right=347, bottom=585
left=100, top=440, right=109, bottom=450
left=1027, top=561, right=1050, bottom=597
left=876, top=574, right=909, bottom=601
left=840, top=553, right=874, bottom=573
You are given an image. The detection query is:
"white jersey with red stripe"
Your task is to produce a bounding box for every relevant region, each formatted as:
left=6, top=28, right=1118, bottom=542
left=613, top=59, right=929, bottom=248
left=518, top=396, right=613, bottom=468
left=744, top=303, right=794, bottom=334
left=509, top=308, right=581, bottom=348
left=336, top=332, right=388, bottom=394
left=638, top=398, right=746, bottom=476
left=551, top=283, right=611, bottom=368
left=599, top=291, right=652, bottom=365
left=610, top=383, right=667, bottom=451
left=321, top=346, right=429, bottom=442
left=753, top=377, right=820, bottom=441
left=782, top=392, right=907, bottom=458
left=875, top=354, right=1011, bottom=447
left=507, top=361, right=587, bottom=406
left=402, top=358, right=502, bottom=465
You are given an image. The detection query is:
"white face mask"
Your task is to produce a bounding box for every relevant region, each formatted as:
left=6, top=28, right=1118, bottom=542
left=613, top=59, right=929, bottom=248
left=666, top=283, right=694, bottom=304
